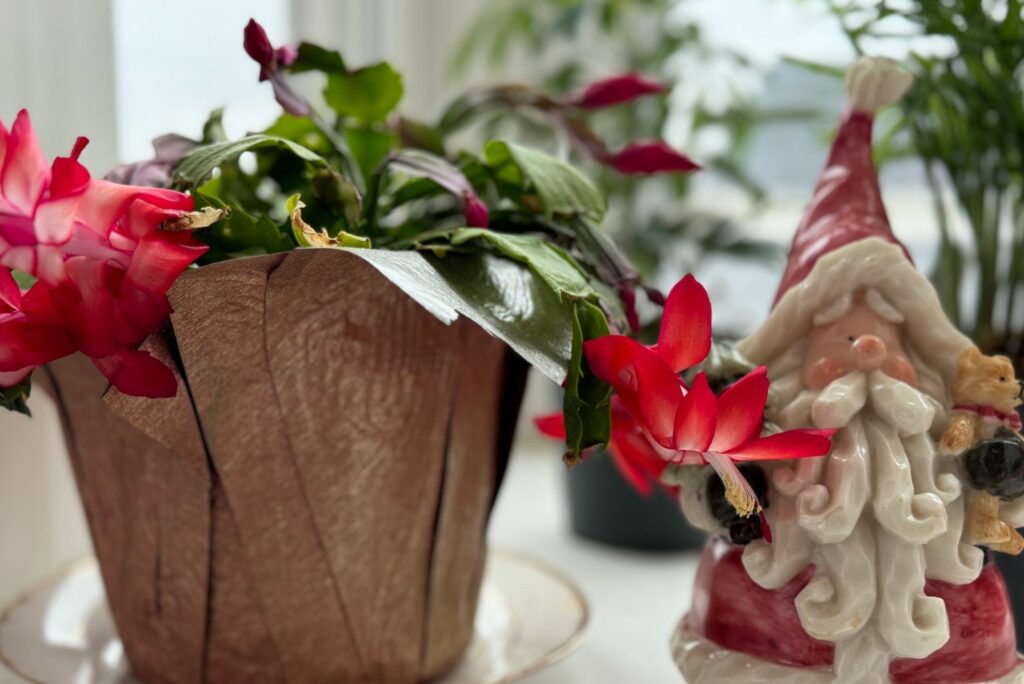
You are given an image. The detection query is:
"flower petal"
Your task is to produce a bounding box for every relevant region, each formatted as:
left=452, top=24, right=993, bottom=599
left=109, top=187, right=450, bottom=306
left=727, top=428, right=836, bottom=461
left=0, top=269, right=21, bottom=310
left=573, top=73, right=667, bottom=109
left=583, top=334, right=643, bottom=390
left=708, top=366, right=769, bottom=453
left=462, top=192, right=490, bottom=228
left=654, top=273, right=711, bottom=372
left=608, top=430, right=667, bottom=496
left=605, top=141, right=701, bottom=175
left=243, top=18, right=275, bottom=67
left=674, top=372, right=717, bottom=451
left=125, top=236, right=207, bottom=296
left=632, top=345, right=685, bottom=448
left=534, top=413, right=567, bottom=440
left=0, top=110, right=50, bottom=215
left=93, top=349, right=177, bottom=398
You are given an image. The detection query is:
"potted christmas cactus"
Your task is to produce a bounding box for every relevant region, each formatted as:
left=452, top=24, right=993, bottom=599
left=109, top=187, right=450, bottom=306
left=0, top=18, right=698, bottom=684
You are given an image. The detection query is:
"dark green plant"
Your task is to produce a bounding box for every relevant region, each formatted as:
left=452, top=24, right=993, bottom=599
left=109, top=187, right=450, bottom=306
left=818, top=1, right=1024, bottom=363
left=452, top=0, right=796, bottom=279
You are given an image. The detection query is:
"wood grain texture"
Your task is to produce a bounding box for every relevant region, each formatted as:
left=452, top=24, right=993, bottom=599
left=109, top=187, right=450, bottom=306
left=262, top=249, right=461, bottom=683
left=48, top=249, right=527, bottom=684
left=203, top=483, right=288, bottom=684
left=46, top=332, right=210, bottom=684
left=169, top=254, right=364, bottom=683
left=420, top=323, right=508, bottom=677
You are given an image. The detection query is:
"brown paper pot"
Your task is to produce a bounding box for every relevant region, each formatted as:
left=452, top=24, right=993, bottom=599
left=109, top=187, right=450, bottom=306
left=42, top=249, right=528, bottom=684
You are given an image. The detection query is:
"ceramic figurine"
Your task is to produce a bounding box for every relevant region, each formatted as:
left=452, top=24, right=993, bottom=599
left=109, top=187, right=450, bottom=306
left=672, top=57, right=1024, bottom=683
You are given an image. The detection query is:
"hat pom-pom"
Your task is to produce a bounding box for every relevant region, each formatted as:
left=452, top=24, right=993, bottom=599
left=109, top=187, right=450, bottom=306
left=845, top=56, right=913, bottom=113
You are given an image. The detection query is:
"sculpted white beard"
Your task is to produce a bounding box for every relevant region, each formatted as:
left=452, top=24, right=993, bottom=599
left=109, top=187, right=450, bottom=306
left=741, top=369, right=983, bottom=683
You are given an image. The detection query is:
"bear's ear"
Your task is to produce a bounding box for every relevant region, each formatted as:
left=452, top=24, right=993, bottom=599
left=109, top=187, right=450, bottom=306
left=962, top=346, right=983, bottom=364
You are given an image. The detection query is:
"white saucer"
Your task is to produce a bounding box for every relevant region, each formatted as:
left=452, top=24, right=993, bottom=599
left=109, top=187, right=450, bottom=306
left=0, top=549, right=587, bottom=684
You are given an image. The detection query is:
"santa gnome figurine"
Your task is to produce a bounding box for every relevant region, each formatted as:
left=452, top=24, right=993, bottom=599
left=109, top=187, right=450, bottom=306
left=671, top=57, right=1024, bottom=683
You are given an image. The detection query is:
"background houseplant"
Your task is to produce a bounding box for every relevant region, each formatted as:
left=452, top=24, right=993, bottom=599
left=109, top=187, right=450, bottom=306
left=454, top=0, right=799, bottom=549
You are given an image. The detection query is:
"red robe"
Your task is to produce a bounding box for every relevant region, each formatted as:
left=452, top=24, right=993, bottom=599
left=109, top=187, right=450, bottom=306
left=684, top=538, right=1021, bottom=683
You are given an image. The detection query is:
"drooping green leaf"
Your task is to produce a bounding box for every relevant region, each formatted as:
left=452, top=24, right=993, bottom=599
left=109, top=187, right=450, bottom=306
left=484, top=140, right=605, bottom=221
left=324, top=63, right=404, bottom=123
left=562, top=299, right=612, bottom=464
left=448, top=228, right=597, bottom=301
left=344, top=248, right=574, bottom=384
left=0, top=376, right=32, bottom=416
left=174, top=135, right=327, bottom=188
left=290, top=42, right=346, bottom=74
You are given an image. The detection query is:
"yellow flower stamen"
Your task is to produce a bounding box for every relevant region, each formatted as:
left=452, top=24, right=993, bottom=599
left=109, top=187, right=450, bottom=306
left=723, top=472, right=758, bottom=519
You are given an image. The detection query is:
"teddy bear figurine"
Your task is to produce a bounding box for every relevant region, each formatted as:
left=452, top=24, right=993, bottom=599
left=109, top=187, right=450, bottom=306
left=941, top=345, right=1024, bottom=554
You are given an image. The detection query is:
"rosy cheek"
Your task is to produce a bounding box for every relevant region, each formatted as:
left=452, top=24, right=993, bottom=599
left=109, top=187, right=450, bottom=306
left=804, top=355, right=851, bottom=389
left=883, top=355, right=917, bottom=386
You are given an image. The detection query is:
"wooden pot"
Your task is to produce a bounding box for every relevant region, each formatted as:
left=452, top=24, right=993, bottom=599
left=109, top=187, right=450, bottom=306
left=43, top=249, right=528, bottom=684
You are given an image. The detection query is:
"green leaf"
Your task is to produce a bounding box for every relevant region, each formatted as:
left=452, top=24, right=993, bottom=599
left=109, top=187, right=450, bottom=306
left=397, top=117, right=446, bottom=156
left=311, top=168, right=363, bottom=229
left=174, top=135, right=327, bottom=188
left=0, top=375, right=31, bottom=416
left=264, top=114, right=335, bottom=156
left=290, top=42, right=346, bottom=74
left=345, top=127, right=397, bottom=181
left=343, top=248, right=574, bottom=384
left=201, top=108, right=227, bottom=144
left=324, top=63, right=404, bottom=123
left=484, top=140, right=605, bottom=221
left=562, top=300, right=612, bottom=463
left=448, top=228, right=597, bottom=301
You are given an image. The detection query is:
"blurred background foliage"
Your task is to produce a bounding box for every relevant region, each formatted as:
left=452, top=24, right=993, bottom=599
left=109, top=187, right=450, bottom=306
left=451, top=0, right=820, bottom=290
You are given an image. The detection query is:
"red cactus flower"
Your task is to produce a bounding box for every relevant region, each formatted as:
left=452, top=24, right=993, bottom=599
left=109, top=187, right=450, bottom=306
left=605, top=141, right=701, bottom=175
left=572, top=73, right=667, bottom=109
left=580, top=274, right=834, bottom=521
left=0, top=110, right=205, bottom=398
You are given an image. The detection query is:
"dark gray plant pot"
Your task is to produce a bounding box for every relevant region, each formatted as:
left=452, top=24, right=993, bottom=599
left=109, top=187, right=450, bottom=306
left=566, top=450, right=706, bottom=551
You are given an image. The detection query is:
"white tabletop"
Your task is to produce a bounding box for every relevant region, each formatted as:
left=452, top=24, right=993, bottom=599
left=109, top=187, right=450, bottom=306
left=489, top=449, right=699, bottom=683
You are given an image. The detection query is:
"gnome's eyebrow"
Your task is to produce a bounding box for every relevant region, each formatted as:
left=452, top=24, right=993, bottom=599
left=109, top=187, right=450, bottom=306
left=813, top=292, right=853, bottom=326
left=812, top=289, right=904, bottom=326
left=864, top=288, right=905, bottom=323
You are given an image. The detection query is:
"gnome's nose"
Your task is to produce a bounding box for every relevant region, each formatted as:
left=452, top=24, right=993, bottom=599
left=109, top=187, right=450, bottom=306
left=852, top=335, right=887, bottom=370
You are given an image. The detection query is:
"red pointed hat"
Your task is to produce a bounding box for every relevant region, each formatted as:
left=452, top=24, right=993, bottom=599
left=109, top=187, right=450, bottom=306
left=773, top=57, right=915, bottom=306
